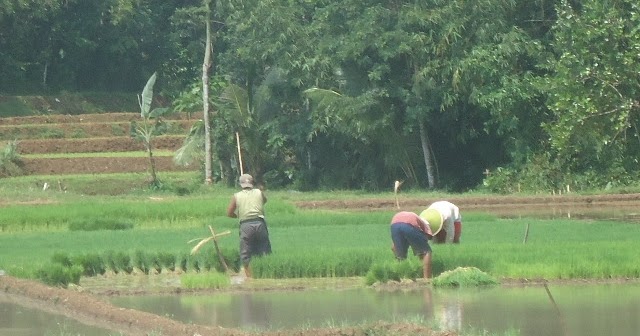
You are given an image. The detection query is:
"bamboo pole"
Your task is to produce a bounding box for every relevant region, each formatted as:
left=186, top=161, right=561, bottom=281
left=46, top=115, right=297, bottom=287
left=235, top=132, right=244, bottom=175
left=208, top=226, right=230, bottom=273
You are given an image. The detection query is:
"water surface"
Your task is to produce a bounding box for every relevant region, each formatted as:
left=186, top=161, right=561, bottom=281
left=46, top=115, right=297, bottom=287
left=111, top=283, right=640, bottom=336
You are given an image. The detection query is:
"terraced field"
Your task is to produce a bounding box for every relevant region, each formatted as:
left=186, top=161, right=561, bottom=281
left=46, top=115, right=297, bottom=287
left=0, top=112, right=202, bottom=175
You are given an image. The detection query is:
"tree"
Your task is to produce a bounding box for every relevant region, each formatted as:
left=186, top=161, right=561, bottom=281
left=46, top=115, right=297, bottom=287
left=202, top=0, right=214, bottom=185
left=542, top=0, right=640, bottom=181
left=132, top=72, right=172, bottom=187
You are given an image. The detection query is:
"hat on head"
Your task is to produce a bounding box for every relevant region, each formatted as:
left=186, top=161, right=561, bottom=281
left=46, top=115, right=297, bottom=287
left=419, top=208, right=444, bottom=235
left=239, top=174, right=254, bottom=188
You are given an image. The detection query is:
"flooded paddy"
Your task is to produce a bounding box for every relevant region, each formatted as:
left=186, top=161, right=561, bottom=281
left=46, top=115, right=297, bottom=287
left=110, top=283, right=640, bottom=336
left=0, top=299, right=113, bottom=336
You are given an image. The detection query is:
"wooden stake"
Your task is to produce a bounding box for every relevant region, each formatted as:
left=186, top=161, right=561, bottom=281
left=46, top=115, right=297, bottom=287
left=393, top=180, right=402, bottom=210
left=208, top=226, right=230, bottom=273
left=235, top=132, right=244, bottom=175
left=523, top=223, right=530, bottom=244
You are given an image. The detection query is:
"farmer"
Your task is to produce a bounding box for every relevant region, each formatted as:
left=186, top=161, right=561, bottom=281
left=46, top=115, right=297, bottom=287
left=226, top=174, right=272, bottom=278
left=420, top=201, right=462, bottom=244
left=390, top=211, right=433, bottom=278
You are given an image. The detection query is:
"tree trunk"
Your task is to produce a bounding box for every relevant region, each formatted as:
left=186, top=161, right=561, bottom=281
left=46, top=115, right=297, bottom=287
left=202, top=0, right=213, bottom=185
left=419, top=120, right=436, bottom=188
left=146, top=143, right=158, bottom=185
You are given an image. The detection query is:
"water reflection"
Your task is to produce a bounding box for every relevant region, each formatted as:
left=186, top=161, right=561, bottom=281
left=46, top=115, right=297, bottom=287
left=112, top=283, right=640, bottom=336
left=0, top=299, right=113, bottom=336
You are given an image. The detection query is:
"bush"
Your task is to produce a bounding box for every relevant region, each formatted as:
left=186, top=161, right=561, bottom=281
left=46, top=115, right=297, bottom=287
left=0, top=140, right=23, bottom=177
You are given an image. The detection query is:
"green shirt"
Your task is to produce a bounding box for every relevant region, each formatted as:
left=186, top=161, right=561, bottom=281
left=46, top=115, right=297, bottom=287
left=234, top=189, right=265, bottom=221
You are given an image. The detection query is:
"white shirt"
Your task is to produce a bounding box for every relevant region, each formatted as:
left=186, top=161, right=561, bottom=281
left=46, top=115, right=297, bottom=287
left=427, top=201, right=462, bottom=243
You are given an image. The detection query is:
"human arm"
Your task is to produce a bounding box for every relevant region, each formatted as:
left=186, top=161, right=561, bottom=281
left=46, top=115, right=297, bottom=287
left=453, top=221, right=462, bottom=243
left=416, top=215, right=433, bottom=238
left=226, top=196, right=238, bottom=218
left=260, top=189, right=267, bottom=204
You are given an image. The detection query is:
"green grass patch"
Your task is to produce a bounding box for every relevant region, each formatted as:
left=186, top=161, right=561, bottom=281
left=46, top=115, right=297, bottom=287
left=181, top=272, right=230, bottom=289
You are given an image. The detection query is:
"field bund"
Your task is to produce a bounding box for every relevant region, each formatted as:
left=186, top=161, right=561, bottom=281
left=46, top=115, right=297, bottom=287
left=1, top=112, right=201, bottom=175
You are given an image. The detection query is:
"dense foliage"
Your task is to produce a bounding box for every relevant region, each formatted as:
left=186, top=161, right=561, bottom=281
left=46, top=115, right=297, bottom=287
left=2, top=0, right=639, bottom=192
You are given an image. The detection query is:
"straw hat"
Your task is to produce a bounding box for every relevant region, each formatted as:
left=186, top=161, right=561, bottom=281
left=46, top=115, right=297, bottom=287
left=419, top=208, right=444, bottom=235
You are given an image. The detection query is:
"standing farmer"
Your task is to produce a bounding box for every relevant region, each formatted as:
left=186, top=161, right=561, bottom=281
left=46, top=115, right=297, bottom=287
left=420, top=201, right=462, bottom=244
left=227, top=174, right=272, bottom=278
left=390, top=211, right=433, bottom=278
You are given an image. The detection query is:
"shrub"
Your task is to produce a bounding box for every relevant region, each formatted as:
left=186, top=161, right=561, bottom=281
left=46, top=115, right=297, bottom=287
left=0, top=140, right=23, bottom=177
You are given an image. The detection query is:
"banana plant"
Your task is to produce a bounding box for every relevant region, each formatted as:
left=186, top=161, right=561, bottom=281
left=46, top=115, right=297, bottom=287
left=132, top=72, right=171, bottom=187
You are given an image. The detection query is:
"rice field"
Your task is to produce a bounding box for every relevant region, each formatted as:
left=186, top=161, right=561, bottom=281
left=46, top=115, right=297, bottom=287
left=1, top=179, right=639, bottom=283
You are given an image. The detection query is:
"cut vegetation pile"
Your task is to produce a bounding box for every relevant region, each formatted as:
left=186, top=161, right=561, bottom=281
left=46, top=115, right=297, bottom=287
left=0, top=112, right=202, bottom=175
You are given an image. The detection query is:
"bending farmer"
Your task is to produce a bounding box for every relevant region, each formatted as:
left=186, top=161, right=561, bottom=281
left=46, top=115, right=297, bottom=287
left=390, top=211, right=433, bottom=278
left=420, top=201, right=462, bottom=244
left=227, top=174, right=272, bottom=278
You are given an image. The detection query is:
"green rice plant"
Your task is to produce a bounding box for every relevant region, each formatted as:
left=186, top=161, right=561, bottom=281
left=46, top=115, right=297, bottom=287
left=73, top=253, right=106, bottom=277
left=157, top=252, right=177, bottom=272
left=150, top=253, right=163, bottom=274
left=35, top=264, right=82, bottom=288
left=133, top=250, right=150, bottom=275
left=68, top=218, right=134, bottom=231
left=181, top=272, right=230, bottom=289
left=103, top=250, right=119, bottom=274
left=432, top=266, right=499, bottom=287
left=51, top=252, right=73, bottom=267
left=187, top=254, right=201, bottom=273
left=177, top=252, right=189, bottom=273
left=113, top=251, right=133, bottom=274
